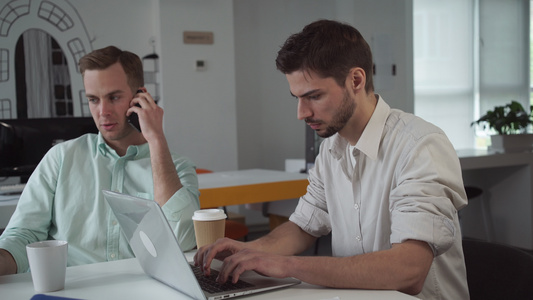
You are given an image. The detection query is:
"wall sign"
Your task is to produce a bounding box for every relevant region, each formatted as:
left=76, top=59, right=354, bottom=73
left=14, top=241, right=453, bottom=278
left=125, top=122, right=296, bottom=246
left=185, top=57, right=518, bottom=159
left=183, top=31, right=214, bottom=45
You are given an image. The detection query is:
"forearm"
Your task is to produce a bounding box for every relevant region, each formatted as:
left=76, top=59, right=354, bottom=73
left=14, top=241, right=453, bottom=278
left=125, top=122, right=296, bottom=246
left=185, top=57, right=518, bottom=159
left=0, top=249, right=17, bottom=275
left=250, top=221, right=316, bottom=255
left=285, top=240, right=432, bottom=295
left=149, top=135, right=182, bottom=206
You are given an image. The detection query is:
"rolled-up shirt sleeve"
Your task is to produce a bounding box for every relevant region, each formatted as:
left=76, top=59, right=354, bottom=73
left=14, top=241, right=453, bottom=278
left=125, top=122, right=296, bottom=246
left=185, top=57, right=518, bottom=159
left=389, top=133, right=466, bottom=256
left=390, top=211, right=455, bottom=256
left=289, top=163, right=331, bottom=238
left=161, top=157, right=200, bottom=252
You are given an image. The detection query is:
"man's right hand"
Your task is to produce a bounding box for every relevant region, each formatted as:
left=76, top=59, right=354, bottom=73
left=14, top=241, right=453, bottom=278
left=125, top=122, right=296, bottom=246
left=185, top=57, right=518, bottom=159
left=193, top=237, right=247, bottom=276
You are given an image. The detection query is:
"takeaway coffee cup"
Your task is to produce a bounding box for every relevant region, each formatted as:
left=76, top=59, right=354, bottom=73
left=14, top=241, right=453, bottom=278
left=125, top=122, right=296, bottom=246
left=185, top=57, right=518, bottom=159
left=26, top=240, right=68, bottom=292
left=192, top=209, right=227, bottom=248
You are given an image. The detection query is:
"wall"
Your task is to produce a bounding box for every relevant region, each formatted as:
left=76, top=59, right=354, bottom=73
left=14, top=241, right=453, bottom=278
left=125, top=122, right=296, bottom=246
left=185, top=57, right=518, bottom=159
left=72, top=0, right=159, bottom=55
left=1, top=0, right=412, bottom=227
left=1, top=0, right=412, bottom=172
left=0, top=0, right=162, bottom=118
left=76, top=0, right=239, bottom=172
left=233, top=0, right=335, bottom=170
left=233, top=0, right=414, bottom=170
left=158, top=0, right=238, bottom=171
left=230, top=0, right=412, bottom=224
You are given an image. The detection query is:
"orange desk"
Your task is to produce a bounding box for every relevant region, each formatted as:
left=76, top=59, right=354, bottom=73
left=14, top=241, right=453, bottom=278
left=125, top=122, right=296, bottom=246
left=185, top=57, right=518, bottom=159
left=197, top=169, right=309, bottom=209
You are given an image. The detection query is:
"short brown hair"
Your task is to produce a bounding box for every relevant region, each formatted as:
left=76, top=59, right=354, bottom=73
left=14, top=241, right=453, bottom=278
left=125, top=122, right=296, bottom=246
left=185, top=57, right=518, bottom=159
left=275, top=19, right=374, bottom=93
left=79, top=46, right=144, bottom=92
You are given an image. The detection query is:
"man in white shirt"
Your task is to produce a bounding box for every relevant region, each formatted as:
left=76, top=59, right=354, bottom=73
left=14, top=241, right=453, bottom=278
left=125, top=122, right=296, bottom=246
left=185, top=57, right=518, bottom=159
left=194, top=20, right=469, bottom=299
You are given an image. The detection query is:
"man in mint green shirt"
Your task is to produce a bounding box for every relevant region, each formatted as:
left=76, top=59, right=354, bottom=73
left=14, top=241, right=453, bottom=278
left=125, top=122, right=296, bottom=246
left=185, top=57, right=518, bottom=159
left=0, top=46, right=200, bottom=275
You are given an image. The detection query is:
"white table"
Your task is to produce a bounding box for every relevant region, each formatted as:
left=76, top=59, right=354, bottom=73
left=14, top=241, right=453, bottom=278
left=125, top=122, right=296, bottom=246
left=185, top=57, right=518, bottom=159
left=0, top=252, right=418, bottom=300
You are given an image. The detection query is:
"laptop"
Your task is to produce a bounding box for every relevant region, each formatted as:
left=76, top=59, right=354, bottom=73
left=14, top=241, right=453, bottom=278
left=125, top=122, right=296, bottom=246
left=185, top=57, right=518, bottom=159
left=103, top=190, right=300, bottom=300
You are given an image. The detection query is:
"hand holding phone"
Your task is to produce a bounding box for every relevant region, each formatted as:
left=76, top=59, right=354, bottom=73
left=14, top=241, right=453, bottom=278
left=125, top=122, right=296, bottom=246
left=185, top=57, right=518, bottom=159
left=128, top=89, right=143, bottom=132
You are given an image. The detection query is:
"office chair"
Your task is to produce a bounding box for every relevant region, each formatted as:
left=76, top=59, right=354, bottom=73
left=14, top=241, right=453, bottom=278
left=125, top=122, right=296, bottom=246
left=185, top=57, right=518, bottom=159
left=196, top=168, right=249, bottom=241
left=462, top=238, right=533, bottom=300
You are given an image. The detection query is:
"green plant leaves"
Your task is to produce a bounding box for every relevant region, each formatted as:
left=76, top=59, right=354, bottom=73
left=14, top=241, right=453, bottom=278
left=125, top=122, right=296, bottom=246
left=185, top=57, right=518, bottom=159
left=471, top=101, right=532, bottom=135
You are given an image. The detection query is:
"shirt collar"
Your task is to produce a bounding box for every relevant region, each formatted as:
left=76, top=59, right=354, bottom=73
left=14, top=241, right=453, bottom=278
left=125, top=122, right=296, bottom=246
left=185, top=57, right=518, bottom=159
left=97, top=133, right=109, bottom=156
left=96, top=132, right=149, bottom=159
left=355, top=95, right=390, bottom=161
left=329, top=95, right=390, bottom=161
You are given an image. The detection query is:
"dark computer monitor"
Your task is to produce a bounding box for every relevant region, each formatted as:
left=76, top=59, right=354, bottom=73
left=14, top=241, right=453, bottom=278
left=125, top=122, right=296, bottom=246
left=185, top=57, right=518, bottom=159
left=0, top=117, right=98, bottom=181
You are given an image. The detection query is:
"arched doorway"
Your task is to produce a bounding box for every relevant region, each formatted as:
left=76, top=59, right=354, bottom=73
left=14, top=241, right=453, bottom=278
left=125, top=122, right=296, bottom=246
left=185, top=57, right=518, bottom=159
left=0, top=0, right=92, bottom=119
left=15, top=29, right=73, bottom=119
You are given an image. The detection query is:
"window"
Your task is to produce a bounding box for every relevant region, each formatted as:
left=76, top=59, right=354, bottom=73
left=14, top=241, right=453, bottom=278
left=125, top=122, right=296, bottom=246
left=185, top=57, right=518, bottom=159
left=414, top=0, right=529, bottom=149
left=0, top=48, right=8, bottom=82
left=414, top=0, right=474, bottom=149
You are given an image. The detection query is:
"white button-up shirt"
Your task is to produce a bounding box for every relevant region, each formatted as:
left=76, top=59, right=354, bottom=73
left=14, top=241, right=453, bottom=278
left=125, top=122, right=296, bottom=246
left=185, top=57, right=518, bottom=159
left=290, top=96, right=469, bottom=299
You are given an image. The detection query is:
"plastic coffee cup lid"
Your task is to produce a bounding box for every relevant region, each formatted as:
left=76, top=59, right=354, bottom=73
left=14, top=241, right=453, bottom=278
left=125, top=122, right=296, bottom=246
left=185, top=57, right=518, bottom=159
left=192, top=209, right=227, bottom=221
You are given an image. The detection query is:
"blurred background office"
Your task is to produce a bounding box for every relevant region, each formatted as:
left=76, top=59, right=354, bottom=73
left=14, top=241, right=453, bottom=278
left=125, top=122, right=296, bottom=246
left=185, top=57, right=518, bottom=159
left=0, top=0, right=530, bottom=228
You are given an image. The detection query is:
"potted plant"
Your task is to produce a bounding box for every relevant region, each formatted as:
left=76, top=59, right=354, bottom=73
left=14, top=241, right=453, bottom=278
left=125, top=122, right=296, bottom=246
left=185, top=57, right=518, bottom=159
left=471, top=100, right=533, bottom=152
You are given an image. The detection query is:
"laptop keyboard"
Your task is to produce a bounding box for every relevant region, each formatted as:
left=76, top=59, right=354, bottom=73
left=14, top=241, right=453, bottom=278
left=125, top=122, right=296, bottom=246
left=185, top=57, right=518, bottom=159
left=190, top=264, right=255, bottom=294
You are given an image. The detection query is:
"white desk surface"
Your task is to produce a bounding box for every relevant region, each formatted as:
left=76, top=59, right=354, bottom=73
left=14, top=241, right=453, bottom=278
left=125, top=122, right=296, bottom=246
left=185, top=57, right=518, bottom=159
left=197, top=169, right=308, bottom=189
left=0, top=252, right=418, bottom=300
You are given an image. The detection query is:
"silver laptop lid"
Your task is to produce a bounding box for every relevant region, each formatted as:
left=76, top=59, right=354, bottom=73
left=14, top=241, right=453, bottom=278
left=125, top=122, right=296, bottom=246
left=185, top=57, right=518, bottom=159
left=103, top=190, right=206, bottom=300
left=104, top=190, right=300, bottom=300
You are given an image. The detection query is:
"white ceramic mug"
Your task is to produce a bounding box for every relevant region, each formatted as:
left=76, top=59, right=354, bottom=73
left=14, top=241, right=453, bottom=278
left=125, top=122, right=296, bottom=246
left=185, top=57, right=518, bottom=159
left=26, top=240, right=68, bottom=292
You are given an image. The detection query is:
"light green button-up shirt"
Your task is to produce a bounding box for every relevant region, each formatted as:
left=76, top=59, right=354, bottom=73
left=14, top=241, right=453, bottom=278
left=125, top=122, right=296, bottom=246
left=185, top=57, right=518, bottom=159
left=0, top=133, right=200, bottom=273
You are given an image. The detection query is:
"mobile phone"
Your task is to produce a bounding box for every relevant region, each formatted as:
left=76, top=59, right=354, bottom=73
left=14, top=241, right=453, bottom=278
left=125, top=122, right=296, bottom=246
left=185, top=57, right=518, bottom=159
left=128, top=90, right=143, bottom=132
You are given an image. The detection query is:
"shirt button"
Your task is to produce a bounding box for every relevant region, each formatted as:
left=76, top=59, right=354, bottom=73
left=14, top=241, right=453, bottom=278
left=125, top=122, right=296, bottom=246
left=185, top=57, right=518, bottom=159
left=353, top=204, right=360, bottom=210
left=356, top=235, right=362, bottom=241
left=110, top=253, right=116, bottom=259
left=112, top=220, right=117, bottom=226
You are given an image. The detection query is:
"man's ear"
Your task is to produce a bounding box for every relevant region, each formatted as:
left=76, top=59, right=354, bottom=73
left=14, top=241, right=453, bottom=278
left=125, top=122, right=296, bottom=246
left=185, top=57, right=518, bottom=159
left=345, top=67, right=366, bottom=96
